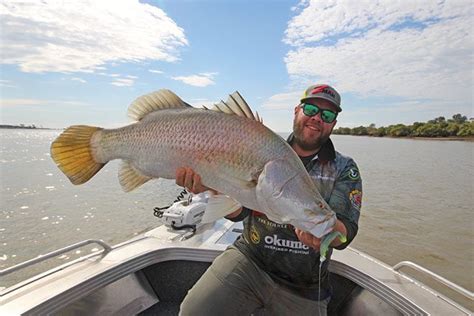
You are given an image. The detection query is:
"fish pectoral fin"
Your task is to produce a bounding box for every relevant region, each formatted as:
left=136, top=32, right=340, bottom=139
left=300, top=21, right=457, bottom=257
left=118, top=161, right=152, bottom=192
left=201, top=194, right=242, bottom=223
left=127, top=89, right=192, bottom=121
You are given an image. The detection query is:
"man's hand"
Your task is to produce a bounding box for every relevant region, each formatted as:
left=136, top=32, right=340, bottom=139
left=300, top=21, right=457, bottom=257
left=295, top=229, right=322, bottom=250
left=295, top=220, right=348, bottom=250
left=175, top=167, right=243, bottom=219
left=175, top=167, right=217, bottom=194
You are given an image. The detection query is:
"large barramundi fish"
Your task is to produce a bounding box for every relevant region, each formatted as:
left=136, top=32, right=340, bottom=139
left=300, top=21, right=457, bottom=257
left=50, top=89, right=337, bottom=237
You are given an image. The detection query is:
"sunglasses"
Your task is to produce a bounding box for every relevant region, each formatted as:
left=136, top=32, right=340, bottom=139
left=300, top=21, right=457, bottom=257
left=300, top=103, right=338, bottom=123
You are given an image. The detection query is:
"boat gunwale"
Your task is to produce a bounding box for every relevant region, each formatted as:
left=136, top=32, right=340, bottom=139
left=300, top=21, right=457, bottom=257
left=1, top=222, right=472, bottom=315
left=1, top=245, right=223, bottom=315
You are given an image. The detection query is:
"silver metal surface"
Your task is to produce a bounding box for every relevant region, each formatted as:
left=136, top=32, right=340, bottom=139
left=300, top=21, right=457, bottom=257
left=329, top=259, right=427, bottom=315
left=57, top=271, right=158, bottom=316
left=21, top=247, right=222, bottom=315
left=393, top=261, right=474, bottom=300
left=0, top=239, right=112, bottom=277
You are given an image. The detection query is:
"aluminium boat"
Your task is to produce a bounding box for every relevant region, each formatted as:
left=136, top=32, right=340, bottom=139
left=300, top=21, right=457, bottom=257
left=1, top=198, right=472, bottom=315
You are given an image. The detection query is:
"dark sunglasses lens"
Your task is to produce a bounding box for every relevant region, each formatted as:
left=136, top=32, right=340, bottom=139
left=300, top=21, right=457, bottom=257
left=302, top=104, right=319, bottom=116
left=303, top=103, right=337, bottom=123
left=321, top=110, right=337, bottom=123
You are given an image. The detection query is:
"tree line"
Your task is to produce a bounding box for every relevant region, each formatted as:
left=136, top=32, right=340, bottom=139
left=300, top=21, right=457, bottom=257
left=0, top=124, right=40, bottom=129
left=333, top=114, right=473, bottom=138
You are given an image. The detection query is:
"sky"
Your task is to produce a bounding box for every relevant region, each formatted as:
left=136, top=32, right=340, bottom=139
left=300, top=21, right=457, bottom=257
left=0, top=0, right=473, bottom=132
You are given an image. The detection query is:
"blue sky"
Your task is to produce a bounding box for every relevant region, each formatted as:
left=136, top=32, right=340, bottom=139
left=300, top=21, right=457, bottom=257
left=1, top=0, right=472, bottom=132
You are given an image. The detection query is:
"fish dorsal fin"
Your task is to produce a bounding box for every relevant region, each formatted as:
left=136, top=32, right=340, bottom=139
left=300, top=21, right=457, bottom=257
left=128, top=89, right=192, bottom=121
left=118, top=161, right=152, bottom=192
left=207, top=91, right=263, bottom=123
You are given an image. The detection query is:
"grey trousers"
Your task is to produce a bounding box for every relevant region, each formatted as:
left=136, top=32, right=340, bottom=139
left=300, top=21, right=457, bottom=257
left=179, top=247, right=329, bottom=316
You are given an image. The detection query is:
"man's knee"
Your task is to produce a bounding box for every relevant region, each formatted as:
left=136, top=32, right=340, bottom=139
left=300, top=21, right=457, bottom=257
left=179, top=249, right=262, bottom=315
left=179, top=267, right=221, bottom=315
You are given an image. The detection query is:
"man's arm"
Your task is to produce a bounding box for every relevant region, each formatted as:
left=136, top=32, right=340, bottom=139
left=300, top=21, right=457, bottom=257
left=225, top=207, right=244, bottom=219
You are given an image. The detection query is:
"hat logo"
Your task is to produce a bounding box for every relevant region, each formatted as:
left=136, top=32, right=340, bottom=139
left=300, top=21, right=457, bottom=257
left=310, top=85, right=336, bottom=99
left=310, top=85, right=328, bottom=95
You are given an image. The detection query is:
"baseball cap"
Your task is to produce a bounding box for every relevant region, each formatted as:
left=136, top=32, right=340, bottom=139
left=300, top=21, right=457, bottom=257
left=300, top=84, right=342, bottom=112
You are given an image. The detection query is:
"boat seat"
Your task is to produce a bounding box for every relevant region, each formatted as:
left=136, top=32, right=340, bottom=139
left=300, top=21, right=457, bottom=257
left=139, top=260, right=401, bottom=315
left=328, top=273, right=402, bottom=316
left=139, top=260, right=211, bottom=315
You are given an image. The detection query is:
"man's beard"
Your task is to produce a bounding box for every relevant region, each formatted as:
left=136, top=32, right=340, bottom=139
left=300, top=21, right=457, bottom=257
left=292, top=120, right=329, bottom=152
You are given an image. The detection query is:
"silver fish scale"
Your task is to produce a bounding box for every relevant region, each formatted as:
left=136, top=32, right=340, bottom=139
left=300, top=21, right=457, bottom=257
left=53, top=95, right=337, bottom=237
left=97, top=108, right=296, bottom=188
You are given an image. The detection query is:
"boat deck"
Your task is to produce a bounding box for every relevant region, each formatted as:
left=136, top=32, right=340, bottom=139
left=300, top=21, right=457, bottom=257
left=1, top=221, right=472, bottom=315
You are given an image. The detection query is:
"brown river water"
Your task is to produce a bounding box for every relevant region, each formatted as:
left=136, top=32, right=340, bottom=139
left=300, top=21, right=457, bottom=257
left=1, top=129, right=472, bottom=308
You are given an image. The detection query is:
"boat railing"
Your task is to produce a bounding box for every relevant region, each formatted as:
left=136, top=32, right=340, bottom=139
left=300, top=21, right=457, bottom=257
left=393, top=260, right=474, bottom=301
left=0, top=239, right=112, bottom=277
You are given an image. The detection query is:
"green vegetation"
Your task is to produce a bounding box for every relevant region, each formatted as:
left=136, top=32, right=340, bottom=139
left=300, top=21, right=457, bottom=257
left=333, top=114, right=473, bottom=139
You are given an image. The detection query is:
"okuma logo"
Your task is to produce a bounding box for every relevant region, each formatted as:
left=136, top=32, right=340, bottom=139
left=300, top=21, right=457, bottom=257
left=264, top=235, right=309, bottom=250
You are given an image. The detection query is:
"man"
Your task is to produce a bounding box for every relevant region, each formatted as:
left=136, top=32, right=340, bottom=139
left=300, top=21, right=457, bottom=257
left=177, top=84, right=362, bottom=315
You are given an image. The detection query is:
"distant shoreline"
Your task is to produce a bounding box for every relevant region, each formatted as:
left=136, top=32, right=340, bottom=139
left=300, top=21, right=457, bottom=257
left=336, top=134, right=474, bottom=142
left=0, top=125, right=58, bottom=130
left=2, top=126, right=472, bottom=141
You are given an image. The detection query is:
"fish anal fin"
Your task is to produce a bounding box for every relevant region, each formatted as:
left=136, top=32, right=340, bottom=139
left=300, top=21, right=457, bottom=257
left=201, top=194, right=242, bottom=223
left=119, top=161, right=152, bottom=192
left=127, top=89, right=192, bottom=121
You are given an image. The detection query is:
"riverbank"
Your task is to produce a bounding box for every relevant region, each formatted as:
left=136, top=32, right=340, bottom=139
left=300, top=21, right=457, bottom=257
left=0, top=125, right=57, bottom=130
left=403, top=136, right=474, bottom=142
left=340, top=135, right=474, bottom=142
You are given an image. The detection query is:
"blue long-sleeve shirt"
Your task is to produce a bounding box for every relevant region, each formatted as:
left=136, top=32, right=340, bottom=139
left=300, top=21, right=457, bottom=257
left=231, top=137, right=362, bottom=300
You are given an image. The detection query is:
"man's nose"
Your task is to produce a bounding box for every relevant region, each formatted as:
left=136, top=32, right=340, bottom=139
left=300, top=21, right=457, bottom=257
left=309, top=111, right=323, bottom=123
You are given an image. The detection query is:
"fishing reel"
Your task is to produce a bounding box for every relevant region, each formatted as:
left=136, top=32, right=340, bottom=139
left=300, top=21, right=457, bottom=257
left=154, top=191, right=210, bottom=235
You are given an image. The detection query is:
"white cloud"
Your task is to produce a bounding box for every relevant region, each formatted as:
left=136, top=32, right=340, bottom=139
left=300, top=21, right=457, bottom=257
left=71, top=77, right=86, bottom=83
left=172, top=72, right=217, bottom=87
left=89, top=72, right=138, bottom=86
left=149, top=69, right=164, bottom=74
left=283, top=1, right=473, bottom=105
left=187, top=98, right=218, bottom=108
left=111, top=78, right=135, bottom=87
left=261, top=91, right=301, bottom=110
left=0, top=0, right=188, bottom=73
left=0, top=98, right=87, bottom=107
left=0, top=79, right=16, bottom=88
left=1, top=99, right=43, bottom=106
left=284, top=0, right=469, bottom=46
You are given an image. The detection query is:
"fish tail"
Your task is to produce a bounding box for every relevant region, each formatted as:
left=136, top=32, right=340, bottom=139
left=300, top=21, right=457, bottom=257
left=50, top=125, right=105, bottom=185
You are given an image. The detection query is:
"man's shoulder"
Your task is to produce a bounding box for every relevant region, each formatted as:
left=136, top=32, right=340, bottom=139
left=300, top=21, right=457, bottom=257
left=334, top=151, right=361, bottom=181
left=334, top=150, right=357, bottom=166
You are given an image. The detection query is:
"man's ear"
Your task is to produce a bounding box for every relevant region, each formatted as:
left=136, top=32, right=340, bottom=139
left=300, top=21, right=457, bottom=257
left=294, top=104, right=300, bottom=115
left=330, top=120, right=337, bottom=132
